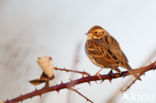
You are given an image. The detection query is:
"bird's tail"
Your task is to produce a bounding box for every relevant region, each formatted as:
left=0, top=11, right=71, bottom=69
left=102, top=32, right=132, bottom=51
left=126, top=65, right=141, bottom=80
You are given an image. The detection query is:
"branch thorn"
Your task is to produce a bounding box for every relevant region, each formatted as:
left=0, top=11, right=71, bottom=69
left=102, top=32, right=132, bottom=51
left=108, top=70, right=113, bottom=78
left=61, top=81, right=63, bottom=84
left=87, top=81, right=91, bottom=85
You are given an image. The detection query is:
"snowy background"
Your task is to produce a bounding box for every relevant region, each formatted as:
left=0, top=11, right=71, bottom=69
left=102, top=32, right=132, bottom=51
left=0, top=0, right=156, bottom=103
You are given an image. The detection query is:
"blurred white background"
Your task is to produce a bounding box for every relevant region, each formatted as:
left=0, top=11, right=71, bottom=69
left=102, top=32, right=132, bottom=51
left=0, top=0, right=156, bottom=103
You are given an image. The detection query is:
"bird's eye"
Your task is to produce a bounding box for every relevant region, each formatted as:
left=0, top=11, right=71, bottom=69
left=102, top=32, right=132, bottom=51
left=94, top=31, right=98, bottom=34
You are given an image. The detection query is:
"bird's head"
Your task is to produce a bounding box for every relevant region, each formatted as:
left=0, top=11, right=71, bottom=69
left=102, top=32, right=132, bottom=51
left=86, top=25, right=108, bottom=40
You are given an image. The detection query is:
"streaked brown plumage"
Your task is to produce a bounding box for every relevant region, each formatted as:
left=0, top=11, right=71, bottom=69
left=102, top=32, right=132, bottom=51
left=85, top=25, right=140, bottom=80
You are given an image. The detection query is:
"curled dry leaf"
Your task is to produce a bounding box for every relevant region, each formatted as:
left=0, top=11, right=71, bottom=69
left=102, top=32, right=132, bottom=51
left=29, top=56, right=54, bottom=86
left=37, top=56, right=54, bottom=78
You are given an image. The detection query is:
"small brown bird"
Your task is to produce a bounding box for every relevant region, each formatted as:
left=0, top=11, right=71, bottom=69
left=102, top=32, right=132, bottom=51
left=85, top=25, right=140, bottom=80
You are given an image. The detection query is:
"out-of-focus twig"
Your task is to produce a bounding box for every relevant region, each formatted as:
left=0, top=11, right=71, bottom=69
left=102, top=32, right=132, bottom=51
left=141, top=49, right=156, bottom=66
left=66, top=42, right=82, bottom=103
left=0, top=35, right=34, bottom=101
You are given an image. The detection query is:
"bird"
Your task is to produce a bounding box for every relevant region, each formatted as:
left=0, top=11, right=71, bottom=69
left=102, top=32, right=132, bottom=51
left=85, top=25, right=140, bottom=80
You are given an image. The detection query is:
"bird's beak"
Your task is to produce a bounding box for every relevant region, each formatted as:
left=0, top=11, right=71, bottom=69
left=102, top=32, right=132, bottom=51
left=85, top=32, right=88, bottom=36
left=85, top=33, right=91, bottom=36
left=85, top=33, right=92, bottom=39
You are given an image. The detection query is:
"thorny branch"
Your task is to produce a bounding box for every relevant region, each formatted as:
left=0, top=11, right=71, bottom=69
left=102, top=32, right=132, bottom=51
left=4, top=61, right=156, bottom=103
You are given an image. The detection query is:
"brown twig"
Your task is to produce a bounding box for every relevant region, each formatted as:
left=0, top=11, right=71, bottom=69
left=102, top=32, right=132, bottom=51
left=54, top=67, right=90, bottom=76
left=4, top=62, right=156, bottom=103
left=69, top=87, right=93, bottom=103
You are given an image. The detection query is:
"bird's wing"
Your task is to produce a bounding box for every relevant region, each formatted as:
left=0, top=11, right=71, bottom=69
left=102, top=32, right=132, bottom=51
left=85, top=39, right=118, bottom=67
left=103, top=36, right=141, bottom=80
left=103, top=35, right=129, bottom=65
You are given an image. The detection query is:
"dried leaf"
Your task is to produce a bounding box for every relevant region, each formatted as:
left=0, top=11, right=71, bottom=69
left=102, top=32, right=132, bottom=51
left=29, top=79, right=48, bottom=85
left=37, top=56, right=54, bottom=78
